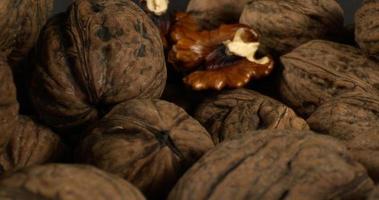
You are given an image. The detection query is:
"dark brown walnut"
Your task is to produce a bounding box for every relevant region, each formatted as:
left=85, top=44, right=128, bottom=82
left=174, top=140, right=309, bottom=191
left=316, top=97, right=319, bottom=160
left=240, top=0, right=344, bottom=55
left=77, top=99, right=214, bottom=199
left=186, top=0, right=249, bottom=29
left=307, top=91, right=379, bottom=181
left=0, top=56, right=62, bottom=175
left=355, top=0, right=379, bottom=56
left=280, top=40, right=379, bottom=117
left=168, top=129, right=374, bottom=200
left=0, top=164, right=145, bottom=200
left=195, top=88, right=308, bottom=144
left=0, top=0, right=53, bottom=65
left=30, top=0, right=167, bottom=131
left=369, top=185, right=379, bottom=200
left=169, top=13, right=273, bottom=90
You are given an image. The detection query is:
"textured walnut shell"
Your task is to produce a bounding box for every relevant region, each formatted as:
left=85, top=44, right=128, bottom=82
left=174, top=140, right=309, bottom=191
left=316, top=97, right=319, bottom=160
left=279, top=40, right=379, bottom=117
left=0, top=56, right=62, bottom=175
left=195, top=89, right=308, bottom=144
left=77, top=99, right=214, bottom=199
left=307, top=91, right=379, bottom=181
left=355, top=0, right=379, bottom=56
left=186, top=0, right=249, bottom=28
left=30, top=0, right=167, bottom=131
left=240, top=0, right=344, bottom=55
left=0, top=164, right=145, bottom=200
left=0, top=0, right=53, bottom=65
left=168, top=129, right=374, bottom=200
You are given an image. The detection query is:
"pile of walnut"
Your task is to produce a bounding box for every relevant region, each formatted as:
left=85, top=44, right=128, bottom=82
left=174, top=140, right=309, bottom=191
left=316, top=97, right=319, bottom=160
left=0, top=0, right=379, bottom=199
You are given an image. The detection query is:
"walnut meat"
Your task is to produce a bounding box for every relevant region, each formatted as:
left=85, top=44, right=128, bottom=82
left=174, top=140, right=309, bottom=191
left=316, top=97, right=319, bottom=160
left=186, top=0, right=249, bottom=28
left=195, top=89, right=308, bottom=144
left=307, top=91, right=379, bottom=181
left=279, top=40, right=379, bottom=117
left=77, top=99, right=214, bottom=199
left=0, top=164, right=145, bottom=200
left=30, top=0, right=167, bottom=131
left=355, top=0, right=379, bottom=56
left=168, top=130, right=374, bottom=200
left=0, top=0, right=53, bottom=65
left=240, top=0, right=344, bottom=54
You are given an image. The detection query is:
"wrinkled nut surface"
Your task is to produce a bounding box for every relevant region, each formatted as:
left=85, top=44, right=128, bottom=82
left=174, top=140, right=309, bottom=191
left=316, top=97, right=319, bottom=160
left=186, top=0, right=249, bottom=28
left=0, top=56, right=62, bottom=175
left=30, top=0, right=167, bottom=130
left=77, top=99, right=214, bottom=199
left=240, top=0, right=344, bottom=55
left=168, top=129, right=374, bottom=200
left=355, top=0, right=379, bottom=56
left=169, top=13, right=273, bottom=90
left=307, top=91, right=379, bottom=181
left=195, top=89, right=308, bottom=144
left=0, top=164, right=145, bottom=200
left=280, top=40, right=379, bottom=117
left=0, top=0, right=53, bottom=65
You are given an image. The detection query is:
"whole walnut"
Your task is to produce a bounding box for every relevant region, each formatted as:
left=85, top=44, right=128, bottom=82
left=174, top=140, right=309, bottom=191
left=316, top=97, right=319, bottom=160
left=195, top=89, right=308, bottom=144
left=279, top=40, right=379, bottom=117
left=186, top=0, right=249, bottom=28
left=30, top=0, right=167, bottom=131
left=0, top=164, right=145, bottom=200
left=240, top=0, right=344, bottom=55
left=0, top=55, right=63, bottom=175
left=77, top=99, right=214, bottom=199
left=355, top=0, right=379, bottom=56
left=0, top=0, right=53, bottom=65
left=307, top=91, right=379, bottom=181
left=168, top=129, right=374, bottom=200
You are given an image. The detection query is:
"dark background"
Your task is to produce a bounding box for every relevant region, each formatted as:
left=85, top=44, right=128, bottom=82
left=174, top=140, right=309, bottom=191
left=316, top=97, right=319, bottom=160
left=53, top=0, right=363, bottom=24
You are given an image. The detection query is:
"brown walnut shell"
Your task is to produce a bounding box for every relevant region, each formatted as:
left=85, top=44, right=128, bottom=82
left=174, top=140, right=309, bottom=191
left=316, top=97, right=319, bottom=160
left=186, top=0, right=249, bottom=29
left=30, top=0, right=167, bottom=131
left=0, top=56, right=62, bottom=175
left=240, top=0, right=344, bottom=55
left=279, top=40, right=379, bottom=117
left=0, top=0, right=53, bottom=65
left=0, top=164, right=145, bottom=200
left=369, top=185, right=379, bottom=200
left=77, top=99, right=214, bottom=199
left=307, top=90, right=379, bottom=181
left=355, top=0, right=379, bottom=56
left=168, top=129, right=374, bottom=200
left=195, top=88, right=308, bottom=144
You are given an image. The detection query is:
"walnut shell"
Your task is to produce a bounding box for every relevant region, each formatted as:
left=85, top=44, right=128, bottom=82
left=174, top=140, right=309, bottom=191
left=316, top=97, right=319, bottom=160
left=0, top=0, right=53, bottom=65
left=0, top=164, right=145, bottom=200
left=355, top=0, right=379, bottom=56
left=369, top=185, right=379, bottom=200
left=186, top=0, right=249, bottom=28
left=307, top=90, right=379, bottom=181
left=168, top=129, right=374, bottom=200
left=240, top=0, right=344, bottom=55
left=77, top=99, right=214, bottom=199
left=195, top=89, right=308, bottom=144
left=279, top=40, right=379, bottom=117
left=0, top=55, right=62, bottom=175
left=30, top=0, right=167, bottom=131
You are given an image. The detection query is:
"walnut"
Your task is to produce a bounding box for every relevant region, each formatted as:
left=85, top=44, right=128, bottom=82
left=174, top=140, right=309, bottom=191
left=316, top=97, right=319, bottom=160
left=279, top=40, right=379, bottom=117
left=169, top=13, right=273, bottom=90
left=307, top=90, right=379, bottom=181
left=355, top=0, right=379, bottom=57
left=77, top=99, right=214, bottom=199
left=186, top=0, right=249, bottom=29
left=168, top=129, right=374, bottom=200
left=30, top=0, right=167, bottom=131
left=240, top=0, right=344, bottom=55
left=195, top=88, right=309, bottom=144
left=0, top=0, right=53, bottom=65
left=369, top=185, right=379, bottom=200
left=0, top=164, right=145, bottom=200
